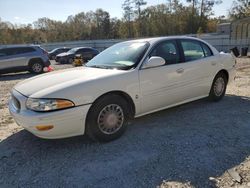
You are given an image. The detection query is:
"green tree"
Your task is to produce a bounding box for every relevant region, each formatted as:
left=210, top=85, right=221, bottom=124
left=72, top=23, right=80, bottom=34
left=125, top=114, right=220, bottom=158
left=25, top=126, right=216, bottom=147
left=229, top=0, right=250, bottom=19
left=122, top=0, right=134, bottom=37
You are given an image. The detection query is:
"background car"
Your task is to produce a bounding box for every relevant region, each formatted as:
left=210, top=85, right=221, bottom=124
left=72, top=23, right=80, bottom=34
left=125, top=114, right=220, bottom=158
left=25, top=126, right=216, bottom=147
left=55, top=47, right=99, bottom=64
left=0, top=45, right=51, bottom=74
left=48, top=47, right=71, bottom=60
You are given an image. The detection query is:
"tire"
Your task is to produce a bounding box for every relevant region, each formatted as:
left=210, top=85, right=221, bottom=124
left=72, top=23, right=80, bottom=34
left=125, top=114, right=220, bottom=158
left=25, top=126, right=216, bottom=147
left=29, top=61, right=44, bottom=74
left=209, top=72, right=228, bottom=101
left=86, top=94, right=129, bottom=142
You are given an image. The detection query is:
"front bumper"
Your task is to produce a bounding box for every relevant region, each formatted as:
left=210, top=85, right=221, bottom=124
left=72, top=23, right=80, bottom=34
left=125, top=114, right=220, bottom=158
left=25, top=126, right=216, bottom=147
left=9, top=89, right=91, bottom=139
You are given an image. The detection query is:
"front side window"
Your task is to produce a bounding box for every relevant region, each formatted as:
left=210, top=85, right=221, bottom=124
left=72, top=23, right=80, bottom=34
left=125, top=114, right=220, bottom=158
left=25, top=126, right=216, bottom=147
left=181, top=40, right=204, bottom=62
left=150, top=40, right=180, bottom=65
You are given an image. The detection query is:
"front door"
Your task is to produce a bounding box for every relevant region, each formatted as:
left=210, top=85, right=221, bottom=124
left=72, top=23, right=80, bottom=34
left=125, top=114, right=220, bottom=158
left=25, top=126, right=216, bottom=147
left=138, top=40, right=185, bottom=114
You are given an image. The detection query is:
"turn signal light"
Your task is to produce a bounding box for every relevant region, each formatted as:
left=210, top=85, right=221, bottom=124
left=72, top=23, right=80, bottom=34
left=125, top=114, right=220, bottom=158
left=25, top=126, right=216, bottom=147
left=35, top=125, right=54, bottom=131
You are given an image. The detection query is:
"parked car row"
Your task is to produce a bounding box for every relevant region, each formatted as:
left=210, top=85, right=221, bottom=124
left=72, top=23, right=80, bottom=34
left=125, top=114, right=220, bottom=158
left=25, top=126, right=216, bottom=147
left=0, top=45, right=99, bottom=75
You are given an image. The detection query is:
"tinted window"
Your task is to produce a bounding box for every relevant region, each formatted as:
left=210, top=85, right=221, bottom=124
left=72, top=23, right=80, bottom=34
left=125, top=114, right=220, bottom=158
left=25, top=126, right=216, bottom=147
left=62, top=48, right=70, bottom=52
left=0, top=47, right=35, bottom=56
left=16, top=47, right=36, bottom=54
left=0, top=48, right=17, bottom=56
left=0, top=49, right=7, bottom=57
left=181, top=40, right=204, bottom=62
left=150, top=40, right=180, bottom=65
left=76, top=49, right=84, bottom=53
left=201, top=43, right=213, bottom=57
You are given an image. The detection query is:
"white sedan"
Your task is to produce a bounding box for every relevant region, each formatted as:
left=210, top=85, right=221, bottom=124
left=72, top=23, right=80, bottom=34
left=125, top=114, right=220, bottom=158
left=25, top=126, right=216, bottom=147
left=9, top=37, right=236, bottom=142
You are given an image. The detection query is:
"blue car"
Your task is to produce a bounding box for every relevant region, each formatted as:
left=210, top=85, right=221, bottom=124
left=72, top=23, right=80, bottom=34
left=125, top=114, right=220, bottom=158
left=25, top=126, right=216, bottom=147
left=0, top=45, right=50, bottom=74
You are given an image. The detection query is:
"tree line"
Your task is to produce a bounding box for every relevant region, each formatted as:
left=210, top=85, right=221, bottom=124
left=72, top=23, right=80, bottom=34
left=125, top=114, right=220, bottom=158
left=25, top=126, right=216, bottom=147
left=0, top=0, right=249, bottom=44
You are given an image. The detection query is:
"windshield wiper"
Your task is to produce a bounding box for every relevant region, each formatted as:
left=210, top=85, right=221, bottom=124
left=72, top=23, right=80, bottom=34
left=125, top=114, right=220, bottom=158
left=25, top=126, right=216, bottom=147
left=87, top=65, right=113, bottom=69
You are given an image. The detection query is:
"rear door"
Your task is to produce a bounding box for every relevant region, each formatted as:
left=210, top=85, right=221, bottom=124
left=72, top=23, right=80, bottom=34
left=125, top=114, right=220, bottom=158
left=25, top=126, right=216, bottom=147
left=0, top=48, right=21, bottom=70
left=14, top=47, right=36, bottom=66
left=176, top=39, right=217, bottom=99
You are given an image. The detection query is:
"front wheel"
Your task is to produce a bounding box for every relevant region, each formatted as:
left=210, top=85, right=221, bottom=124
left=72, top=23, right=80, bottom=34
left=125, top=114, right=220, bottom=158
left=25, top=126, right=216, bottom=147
left=209, top=72, right=228, bottom=101
left=86, top=95, right=129, bottom=142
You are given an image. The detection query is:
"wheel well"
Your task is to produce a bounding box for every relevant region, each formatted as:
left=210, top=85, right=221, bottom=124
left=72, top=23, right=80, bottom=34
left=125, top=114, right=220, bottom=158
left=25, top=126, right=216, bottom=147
left=217, top=69, right=229, bottom=81
left=90, top=91, right=136, bottom=118
left=28, top=58, right=43, bottom=67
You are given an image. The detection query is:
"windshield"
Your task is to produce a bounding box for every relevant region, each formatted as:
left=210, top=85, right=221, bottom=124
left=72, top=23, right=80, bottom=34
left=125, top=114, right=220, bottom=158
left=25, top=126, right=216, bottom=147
left=50, top=48, right=59, bottom=53
left=86, top=41, right=149, bottom=70
left=68, top=48, right=78, bottom=53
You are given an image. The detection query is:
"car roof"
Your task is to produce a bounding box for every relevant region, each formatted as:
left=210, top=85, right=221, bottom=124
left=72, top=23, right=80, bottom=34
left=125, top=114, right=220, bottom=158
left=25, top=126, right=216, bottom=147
left=122, top=36, right=219, bottom=54
left=73, top=47, right=95, bottom=50
left=0, top=45, right=40, bottom=49
left=125, top=36, right=207, bottom=44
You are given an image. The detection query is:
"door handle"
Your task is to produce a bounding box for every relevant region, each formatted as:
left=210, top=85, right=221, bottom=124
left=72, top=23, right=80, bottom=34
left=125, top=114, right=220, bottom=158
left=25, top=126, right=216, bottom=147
left=211, top=62, right=216, bottom=66
left=176, top=68, right=184, bottom=74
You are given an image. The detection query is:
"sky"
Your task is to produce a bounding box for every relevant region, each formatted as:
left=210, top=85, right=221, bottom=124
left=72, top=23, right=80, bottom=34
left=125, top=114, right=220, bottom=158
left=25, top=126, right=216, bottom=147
left=0, top=0, right=234, bottom=25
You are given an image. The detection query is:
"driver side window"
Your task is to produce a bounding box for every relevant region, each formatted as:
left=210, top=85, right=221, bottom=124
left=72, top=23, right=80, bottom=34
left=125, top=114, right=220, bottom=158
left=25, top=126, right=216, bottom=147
left=150, top=41, right=180, bottom=65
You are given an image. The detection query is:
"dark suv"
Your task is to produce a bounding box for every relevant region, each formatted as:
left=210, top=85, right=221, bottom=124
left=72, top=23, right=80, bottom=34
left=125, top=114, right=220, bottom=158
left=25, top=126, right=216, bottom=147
left=0, top=45, right=50, bottom=74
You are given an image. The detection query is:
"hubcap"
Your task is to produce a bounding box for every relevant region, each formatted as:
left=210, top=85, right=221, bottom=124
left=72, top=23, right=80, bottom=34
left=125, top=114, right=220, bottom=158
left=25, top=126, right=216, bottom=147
left=32, top=63, right=42, bottom=73
left=214, top=77, right=225, bottom=96
left=97, top=104, right=124, bottom=135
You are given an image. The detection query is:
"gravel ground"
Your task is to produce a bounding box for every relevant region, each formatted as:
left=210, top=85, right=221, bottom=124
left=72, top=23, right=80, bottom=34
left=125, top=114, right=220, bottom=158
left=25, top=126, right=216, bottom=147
left=0, top=59, right=250, bottom=188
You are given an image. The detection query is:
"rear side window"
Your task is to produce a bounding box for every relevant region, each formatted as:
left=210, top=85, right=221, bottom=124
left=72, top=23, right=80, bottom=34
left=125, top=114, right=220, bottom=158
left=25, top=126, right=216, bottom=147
left=15, top=47, right=36, bottom=54
left=201, top=43, right=213, bottom=57
left=0, top=49, right=7, bottom=57
left=0, top=48, right=17, bottom=56
left=0, top=47, right=36, bottom=56
left=150, top=40, right=180, bottom=65
left=181, top=40, right=204, bottom=62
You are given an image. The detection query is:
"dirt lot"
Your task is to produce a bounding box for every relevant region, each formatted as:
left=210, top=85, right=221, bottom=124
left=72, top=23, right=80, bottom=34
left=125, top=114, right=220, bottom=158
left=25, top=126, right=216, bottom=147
left=0, top=59, right=250, bottom=188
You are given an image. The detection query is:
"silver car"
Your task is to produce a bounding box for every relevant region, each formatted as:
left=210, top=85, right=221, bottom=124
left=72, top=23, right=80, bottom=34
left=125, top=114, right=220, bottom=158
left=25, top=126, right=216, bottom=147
left=0, top=45, right=51, bottom=74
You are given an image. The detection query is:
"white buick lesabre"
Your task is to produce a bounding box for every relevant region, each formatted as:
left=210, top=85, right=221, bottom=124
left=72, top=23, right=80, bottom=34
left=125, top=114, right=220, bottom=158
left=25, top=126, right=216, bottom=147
left=9, top=37, right=236, bottom=141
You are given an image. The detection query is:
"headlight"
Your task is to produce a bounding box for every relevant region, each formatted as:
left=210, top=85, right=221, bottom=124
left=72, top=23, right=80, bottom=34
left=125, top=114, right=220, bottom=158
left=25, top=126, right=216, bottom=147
left=26, top=98, right=74, bottom=112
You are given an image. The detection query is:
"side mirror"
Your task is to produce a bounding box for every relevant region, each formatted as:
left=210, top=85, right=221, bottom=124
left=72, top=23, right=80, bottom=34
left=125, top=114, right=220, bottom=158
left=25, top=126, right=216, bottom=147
left=143, top=56, right=165, bottom=69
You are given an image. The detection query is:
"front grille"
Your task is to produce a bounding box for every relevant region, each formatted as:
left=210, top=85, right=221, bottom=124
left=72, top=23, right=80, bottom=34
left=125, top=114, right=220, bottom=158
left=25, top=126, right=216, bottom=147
left=12, top=95, right=21, bottom=111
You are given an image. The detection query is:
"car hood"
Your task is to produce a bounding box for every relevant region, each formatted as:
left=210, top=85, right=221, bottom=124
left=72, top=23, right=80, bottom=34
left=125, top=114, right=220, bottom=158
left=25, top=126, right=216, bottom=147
left=14, top=67, right=126, bottom=97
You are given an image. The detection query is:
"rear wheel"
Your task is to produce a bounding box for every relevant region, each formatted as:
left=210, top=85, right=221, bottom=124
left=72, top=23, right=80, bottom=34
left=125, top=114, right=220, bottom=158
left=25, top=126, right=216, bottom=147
left=86, top=94, right=129, bottom=142
left=209, top=72, right=228, bottom=101
left=29, top=61, right=44, bottom=74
